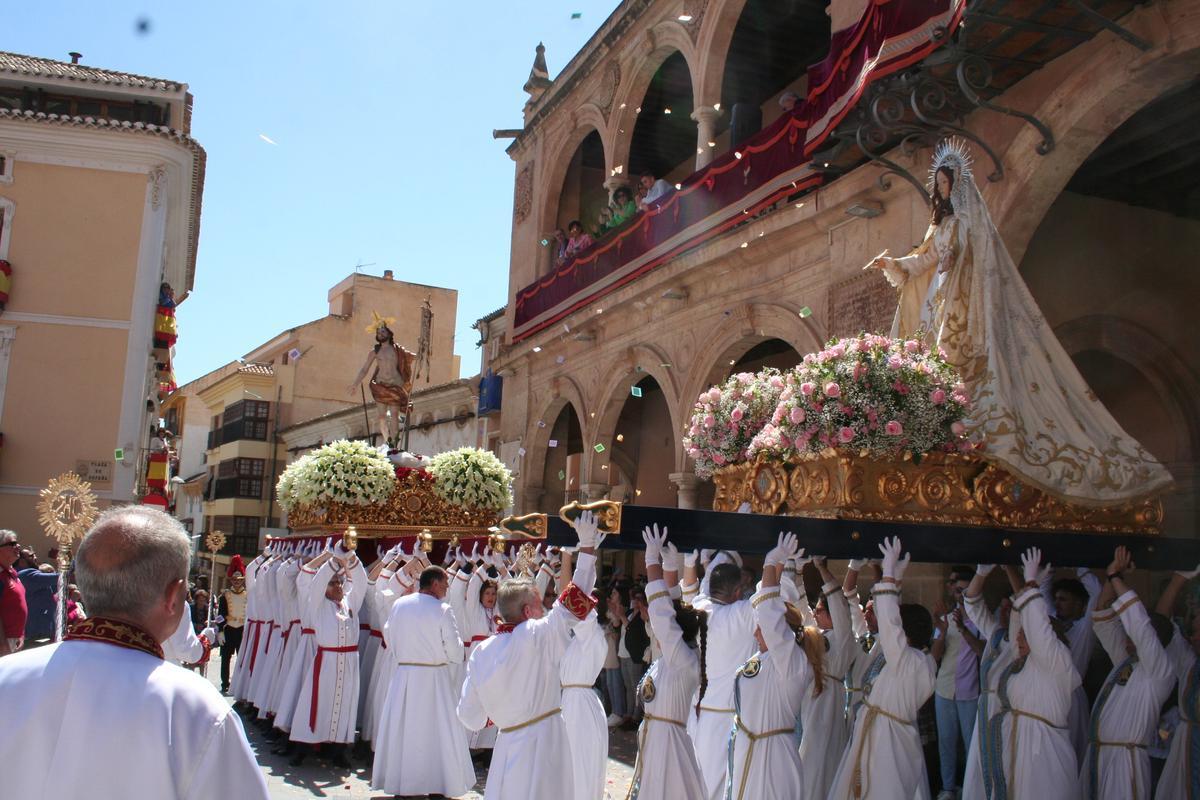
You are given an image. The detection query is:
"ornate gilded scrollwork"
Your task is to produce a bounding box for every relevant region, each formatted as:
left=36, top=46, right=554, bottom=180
left=498, top=512, right=549, bottom=540
left=559, top=500, right=623, bottom=533
left=749, top=460, right=788, bottom=515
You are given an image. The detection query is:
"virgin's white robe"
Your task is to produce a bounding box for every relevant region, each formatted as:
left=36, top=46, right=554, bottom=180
left=271, top=564, right=317, bottom=734
left=799, top=580, right=854, bottom=800
left=1081, top=590, right=1174, bottom=800
left=229, top=554, right=266, bottom=699
left=371, top=591, right=474, bottom=796
left=264, top=558, right=301, bottom=717
left=289, top=558, right=367, bottom=744
left=0, top=627, right=269, bottom=799
left=629, top=578, right=707, bottom=800
left=988, top=587, right=1081, bottom=800
left=457, top=552, right=597, bottom=800
left=961, top=590, right=1017, bottom=800
left=560, top=610, right=608, bottom=800
left=686, top=588, right=757, bottom=800
left=1155, top=626, right=1200, bottom=800
left=725, top=586, right=810, bottom=800
left=828, top=584, right=935, bottom=800
left=162, top=601, right=207, bottom=664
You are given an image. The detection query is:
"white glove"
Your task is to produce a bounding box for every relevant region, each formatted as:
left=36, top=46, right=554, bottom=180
left=878, top=536, right=910, bottom=580
left=663, top=542, right=682, bottom=574
left=976, top=564, right=995, bottom=576
left=469, top=543, right=480, bottom=562
left=200, top=626, right=218, bottom=644
left=454, top=548, right=467, bottom=569
left=684, top=549, right=699, bottom=569
left=848, top=558, right=867, bottom=572
left=641, top=524, right=667, bottom=566
left=765, top=532, right=800, bottom=568
left=1176, top=562, right=1200, bottom=580
left=700, top=549, right=715, bottom=567
left=795, top=550, right=813, bottom=570
left=575, top=509, right=605, bottom=549
left=1021, top=547, right=1043, bottom=584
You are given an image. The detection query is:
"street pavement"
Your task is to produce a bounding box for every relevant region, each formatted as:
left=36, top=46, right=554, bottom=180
left=207, top=665, right=638, bottom=798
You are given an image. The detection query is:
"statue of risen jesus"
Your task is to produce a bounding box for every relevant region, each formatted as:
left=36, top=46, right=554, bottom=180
left=349, top=322, right=416, bottom=449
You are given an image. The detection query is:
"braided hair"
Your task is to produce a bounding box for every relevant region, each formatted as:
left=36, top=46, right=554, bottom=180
left=695, top=608, right=710, bottom=719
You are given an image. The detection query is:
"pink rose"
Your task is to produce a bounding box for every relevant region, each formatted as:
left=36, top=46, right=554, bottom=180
left=772, top=408, right=785, bottom=425
left=837, top=426, right=856, bottom=444
left=824, top=382, right=841, bottom=398
left=828, top=344, right=846, bottom=358
left=904, top=340, right=920, bottom=353
left=887, top=354, right=904, bottom=370
left=930, top=388, right=946, bottom=405
left=951, top=421, right=966, bottom=436
left=769, top=375, right=785, bottom=389
left=892, top=381, right=910, bottom=395
left=730, top=406, right=745, bottom=422
left=800, top=382, right=816, bottom=396
left=687, top=447, right=700, bottom=457
left=778, top=434, right=791, bottom=449
left=703, top=414, right=716, bottom=429
left=885, top=420, right=903, bottom=436
left=789, top=406, right=805, bottom=424
left=707, top=388, right=722, bottom=404
left=853, top=363, right=868, bottom=381
left=712, top=452, right=726, bottom=465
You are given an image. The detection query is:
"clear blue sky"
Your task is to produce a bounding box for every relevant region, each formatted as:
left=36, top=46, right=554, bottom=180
left=6, top=0, right=620, bottom=383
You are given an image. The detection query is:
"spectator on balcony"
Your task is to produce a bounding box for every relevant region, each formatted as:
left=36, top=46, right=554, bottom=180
left=594, top=206, right=614, bottom=237
left=552, top=228, right=568, bottom=268
left=638, top=172, right=674, bottom=210
left=609, top=187, right=638, bottom=228
left=779, top=90, right=802, bottom=114
left=565, top=221, right=594, bottom=260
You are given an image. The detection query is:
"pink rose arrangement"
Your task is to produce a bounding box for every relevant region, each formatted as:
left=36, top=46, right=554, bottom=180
left=747, top=333, right=971, bottom=461
left=683, top=369, right=785, bottom=479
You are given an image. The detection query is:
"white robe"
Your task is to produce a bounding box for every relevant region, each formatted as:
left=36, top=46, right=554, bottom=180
left=726, top=586, right=810, bottom=800
left=799, top=580, right=854, bottom=800
left=961, top=590, right=1017, bottom=800
left=162, top=601, right=207, bottom=664
left=1155, top=626, right=1199, bottom=800
left=687, top=590, right=757, bottom=800
left=1081, top=590, right=1175, bottom=800
left=271, top=564, right=317, bottom=734
left=560, top=610, right=608, bottom=800
left=1043, top=569, right=1102, bottom=761
left=229, top=554, right=266, bottom=700
left=461, top=564, right=501, bottom=749
left=249, top=559, right=285, bottom=715
left=828, top=584, right=935, bottom=800
left=987, top=587, right=1081, bottom=800
left=0, top=624, right=269, bottom=799
left=289, top=558, right=367, bottom=745
left=356, top=575, right=382, bottom=724
left=629, top=578, right=707, bottom=800
left=457, top=552, right=597, bottom=800
left=372, top=591, right=474, bottom=796
left=364, top=569, right=412, bottom=745
left=264, top=558, right=301, bottom=717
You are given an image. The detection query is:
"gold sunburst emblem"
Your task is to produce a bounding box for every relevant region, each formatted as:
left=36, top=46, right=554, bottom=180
left=205, top=530, right=227, bottom=553
left=37, top=472, right=99, bottom=546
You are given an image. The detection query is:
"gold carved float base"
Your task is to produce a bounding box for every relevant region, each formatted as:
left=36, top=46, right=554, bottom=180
left=286, top=469, right=500, bottom=539
left=713, top=452, right=1162, bottom=534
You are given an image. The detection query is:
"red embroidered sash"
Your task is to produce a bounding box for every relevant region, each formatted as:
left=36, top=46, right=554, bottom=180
left=65, top=617, right=163, bottom=660
left=309, top=645, right=358, bottom=733
left=496, top=622, right=518, bottom=634
left=558, top=582, right=596, bottom=620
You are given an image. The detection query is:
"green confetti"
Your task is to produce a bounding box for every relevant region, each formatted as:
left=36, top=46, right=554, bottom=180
left=631, top=386, right=643, bottom=398
left=593, top=443, right=606, bottom=453
left=558, top=470, right=566, bottom=480
left=798, top=306, right=813, bottom=318
left=570, top=12, right=582, bottom=19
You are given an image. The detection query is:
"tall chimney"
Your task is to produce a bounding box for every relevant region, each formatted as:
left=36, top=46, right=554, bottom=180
left=382, top=270, right=394, bottom=280
left=69, top=52, right=83, bottom=65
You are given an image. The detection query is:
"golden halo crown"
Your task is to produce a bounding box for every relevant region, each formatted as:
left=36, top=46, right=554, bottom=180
left=928, top=137, right=974, bottom=206
left=364, top=310, right=397, bottom=334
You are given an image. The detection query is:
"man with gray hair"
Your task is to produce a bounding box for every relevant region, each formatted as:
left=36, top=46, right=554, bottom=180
left=0, top=529, right=27, bottom=655
left=0, top=506, right=269, bottom=798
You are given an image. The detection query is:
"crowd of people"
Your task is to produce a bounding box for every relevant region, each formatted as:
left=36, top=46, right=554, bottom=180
left=3, top=505, right=1200, bottom=800
left=552, top=172, right=676, bottom=269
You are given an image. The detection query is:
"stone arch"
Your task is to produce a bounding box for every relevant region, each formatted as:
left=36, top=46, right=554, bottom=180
left=983, top=0, right=1200, bottom=264
left=523, top=376, right=589, bottom=491
left=609, top=35, right=699, bottom=177
left=1054, top=315, right=1200, bottom=465
left=585, top=343, right=682, bottom=478
left=693, top=0, right=750, bottom=108
left=537, top=106, right=613, bottom=237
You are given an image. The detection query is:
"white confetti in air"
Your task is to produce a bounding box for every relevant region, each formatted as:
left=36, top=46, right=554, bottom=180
left=258, top=134, right=278, bottom=145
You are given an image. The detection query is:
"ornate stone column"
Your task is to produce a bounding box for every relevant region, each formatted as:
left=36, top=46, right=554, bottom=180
left=669, top=472, right=701, bottom=509
left=691, top=105, right=722, bottom=169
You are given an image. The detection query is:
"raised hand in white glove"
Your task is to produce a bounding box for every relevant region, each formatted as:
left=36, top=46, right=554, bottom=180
left=663, top=542, right=682, bottom=574
left=700, top=549, right=715, bottom=567
left=878, top=536, right=907, bottom=580
left=794, top=549, right=812, bottom=570
left=765, top=532, right=800, bottom=568
left=684, top=549, right=699, bottom=569
left=469, top=543, right=481, bottom=563
left=976, top=564, right=995, bottom=576
left=1021, top=547, right=1043, bottom=584
left=641, top=523, right=668, bottom=566
left=1176, top=562, right=1200, bottom=580
left=848, top=558, right=868, bottom=572
left=575, top=509, right=605, bottom=550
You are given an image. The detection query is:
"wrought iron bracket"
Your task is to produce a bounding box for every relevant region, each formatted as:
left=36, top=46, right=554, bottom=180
left=955, top=54, right=1055, bottom=155
left=1065, top=0, right=1152, bottom=51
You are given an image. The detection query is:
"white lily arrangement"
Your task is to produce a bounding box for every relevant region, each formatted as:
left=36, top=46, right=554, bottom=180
left=427, top=447, right=513, bottom=512
left=276, top=439, right=396, bottom=512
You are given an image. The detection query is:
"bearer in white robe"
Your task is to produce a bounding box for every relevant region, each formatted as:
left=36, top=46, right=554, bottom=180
left=1080, top=547, right=1175, bottom=800
left=355, top=553, right=385, bottom=727
left=365, top=552, right=416, bottom=746
left=248, top=554, right=284, bottom=715
left=828, top=536, right=936, bottom=800
left=162, top=600, right=216, bottom=666
left=961, top=565, right=1020, bottom=800
left=1151, top=562, right=1200, bottom=800
left=843, top=560, right=883, bottom=726
left=288, top=544, right=367, bottom=765
left=372, top=564, right=475, bottom=797
left=464, top=546, right=506, bottom=750
left=1042, top=564, right=1102, bottom=760
left=0, top=505, right=269, bottom=799
left=681, top=548, right=758, bottom=799
left=271, top=544, right=320, bottom=740
left=457, top=510, right=602, bottom=800
left=984, top=547, right=1081, bottom=800
left=727, top=532, right=812, bottom=800
left=265, top=552, right=302, bottom=718
left=628, top=528, right=706, bottom=800
left=558, top=548, right=609, bottom=800
left=230, top=550, right=267, bottom=700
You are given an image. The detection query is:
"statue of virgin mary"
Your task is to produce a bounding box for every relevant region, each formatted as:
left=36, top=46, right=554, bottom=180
left=866, top=139, right=1172, bottom=507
